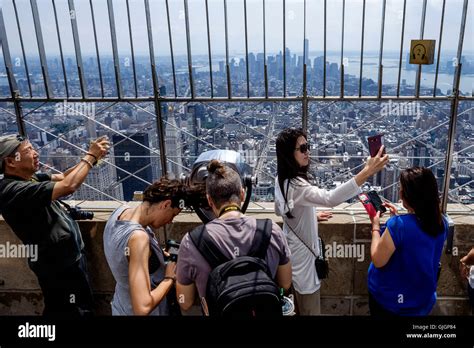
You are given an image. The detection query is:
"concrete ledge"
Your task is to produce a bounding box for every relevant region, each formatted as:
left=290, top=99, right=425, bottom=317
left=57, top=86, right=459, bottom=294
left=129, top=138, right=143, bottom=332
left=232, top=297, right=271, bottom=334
left=0, top=203, right=472, bottom=316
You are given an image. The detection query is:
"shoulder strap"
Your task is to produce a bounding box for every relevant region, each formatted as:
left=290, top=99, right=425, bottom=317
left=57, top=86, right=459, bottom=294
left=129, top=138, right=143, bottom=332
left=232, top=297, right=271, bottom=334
left=285, top=218, right=318, bottom=259
left=189, top=225, right=229, bottom=269
left=189, top=219, right=273, bottom=267
left=248, top=218, right=272, bottom=259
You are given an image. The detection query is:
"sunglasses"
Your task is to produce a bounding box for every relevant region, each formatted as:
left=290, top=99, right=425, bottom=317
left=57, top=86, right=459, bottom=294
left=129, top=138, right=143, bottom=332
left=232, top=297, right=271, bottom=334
left=295, top=143, right=309, bottom=153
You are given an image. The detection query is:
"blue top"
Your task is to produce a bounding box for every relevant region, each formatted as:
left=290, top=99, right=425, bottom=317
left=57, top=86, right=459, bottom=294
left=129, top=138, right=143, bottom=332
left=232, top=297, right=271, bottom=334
left=103, top=206, right=168, bottom=316
left=368, top=214, right=447, bottom=315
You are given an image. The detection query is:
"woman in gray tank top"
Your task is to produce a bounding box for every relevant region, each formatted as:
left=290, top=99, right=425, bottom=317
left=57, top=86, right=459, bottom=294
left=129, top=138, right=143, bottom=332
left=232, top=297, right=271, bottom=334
left=104, top=178, right=187, bottom=315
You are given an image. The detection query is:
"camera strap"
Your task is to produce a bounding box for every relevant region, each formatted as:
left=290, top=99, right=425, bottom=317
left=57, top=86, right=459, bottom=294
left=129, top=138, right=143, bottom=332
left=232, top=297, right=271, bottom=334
left=218, top=204, right=241, bottom=217
left=57, top=199, right=72, bottom=210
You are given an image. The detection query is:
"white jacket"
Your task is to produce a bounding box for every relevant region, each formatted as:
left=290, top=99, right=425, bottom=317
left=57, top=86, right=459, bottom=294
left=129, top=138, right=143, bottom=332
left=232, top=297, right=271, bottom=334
left=274, top=176, right=361, bottom=294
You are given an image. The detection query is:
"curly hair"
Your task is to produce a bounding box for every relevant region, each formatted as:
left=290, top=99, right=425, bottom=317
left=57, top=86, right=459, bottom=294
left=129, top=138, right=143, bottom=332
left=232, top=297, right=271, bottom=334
left=142, top=177, right=206, bottom=210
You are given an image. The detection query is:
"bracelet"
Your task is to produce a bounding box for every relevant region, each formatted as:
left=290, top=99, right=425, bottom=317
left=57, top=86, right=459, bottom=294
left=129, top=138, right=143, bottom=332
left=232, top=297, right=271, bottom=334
left=163, top=276, right=176, bottom=284
left=372, top=229, right=381, bottom=233
left=86, top=152, right=98, bottom=164
left=81, top=158, right=94, bottom=169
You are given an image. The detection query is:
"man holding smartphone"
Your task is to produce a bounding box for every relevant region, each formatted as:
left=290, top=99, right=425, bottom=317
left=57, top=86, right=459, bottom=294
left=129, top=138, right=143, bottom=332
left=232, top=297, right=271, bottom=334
left=0, top=134, right=109, bottom=316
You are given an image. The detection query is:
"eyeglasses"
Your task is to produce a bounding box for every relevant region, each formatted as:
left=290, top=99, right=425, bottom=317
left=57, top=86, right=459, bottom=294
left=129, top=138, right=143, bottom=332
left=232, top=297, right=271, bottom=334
left=16, top=135, right=26, bottom=142
left=295, top=143, right=309, bottom=153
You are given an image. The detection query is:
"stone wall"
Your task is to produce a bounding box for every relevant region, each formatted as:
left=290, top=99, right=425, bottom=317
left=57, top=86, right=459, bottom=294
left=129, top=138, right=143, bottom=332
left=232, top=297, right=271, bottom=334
left=0, top=206, right=472, bottom=315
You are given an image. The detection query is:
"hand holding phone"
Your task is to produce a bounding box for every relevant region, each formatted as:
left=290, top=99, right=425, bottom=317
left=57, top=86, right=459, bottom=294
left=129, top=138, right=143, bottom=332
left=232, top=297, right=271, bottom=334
left=368, top=134, right=386, bottom=157
left=367, top=191, right=387, bottom=214
left=358, top=191, right=387, bottom=218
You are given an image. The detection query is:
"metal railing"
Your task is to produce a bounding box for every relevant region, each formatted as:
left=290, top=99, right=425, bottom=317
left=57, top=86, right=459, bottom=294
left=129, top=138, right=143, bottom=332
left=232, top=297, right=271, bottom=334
left=0, top=0, right=472, bottom=213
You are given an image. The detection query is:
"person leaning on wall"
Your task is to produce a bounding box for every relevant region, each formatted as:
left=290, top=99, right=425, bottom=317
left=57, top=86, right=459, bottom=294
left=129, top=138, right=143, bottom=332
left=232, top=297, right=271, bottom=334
left=0, top=134, right=109, bottom=316
left=368, top=167, right=448, bottom=316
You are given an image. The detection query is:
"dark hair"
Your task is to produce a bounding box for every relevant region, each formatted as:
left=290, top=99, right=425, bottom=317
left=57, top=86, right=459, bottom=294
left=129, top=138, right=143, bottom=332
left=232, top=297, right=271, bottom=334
left=400, top=167, right=444, bottom=236
left=276, top=128, right=309, bottom=218
left=206, top=160, right=242, bottom=210
left=143, top=178, right=188, bottom=208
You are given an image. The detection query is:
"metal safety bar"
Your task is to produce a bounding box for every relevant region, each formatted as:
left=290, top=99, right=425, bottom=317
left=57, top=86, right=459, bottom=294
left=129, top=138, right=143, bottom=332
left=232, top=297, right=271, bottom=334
left=0, top=0, right=471, bottom=210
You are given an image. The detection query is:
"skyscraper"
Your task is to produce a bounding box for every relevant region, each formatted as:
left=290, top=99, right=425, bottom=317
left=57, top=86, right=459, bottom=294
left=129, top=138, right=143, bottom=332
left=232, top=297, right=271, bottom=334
left=219, top=61, right=225, bottom=75
left=74, top=158, right=124, bottom=201
left=113, top=133, right=153, bottom=201
left=340, top=121, right=347, bottom=134
left=381, top=164, right=400, bottom=202
left=410, top=143, right=430, bottom=168
left=85, top=112, right=97, bottom=139
left=248, top=52, right=256, bottom=74
left=304, top=38, right=309, bottom=65
left=165, top=113, right=183, bottom=178
left=186, top=105, right=200, bottom=159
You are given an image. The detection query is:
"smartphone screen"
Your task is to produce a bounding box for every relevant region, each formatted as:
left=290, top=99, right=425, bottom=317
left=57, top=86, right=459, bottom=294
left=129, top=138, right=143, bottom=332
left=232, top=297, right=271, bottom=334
left=358, top=193, right=377, bottom=218
left=367, top=191, right=387, bottom=214
left=368, top=134, right=385, bottom=157
left=358, top=192, right=386, bottom=218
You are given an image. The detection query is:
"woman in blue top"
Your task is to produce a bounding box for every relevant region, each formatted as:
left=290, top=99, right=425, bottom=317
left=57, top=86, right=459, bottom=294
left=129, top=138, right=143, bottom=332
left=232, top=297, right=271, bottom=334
left=368, top=167, right=447, bottom=316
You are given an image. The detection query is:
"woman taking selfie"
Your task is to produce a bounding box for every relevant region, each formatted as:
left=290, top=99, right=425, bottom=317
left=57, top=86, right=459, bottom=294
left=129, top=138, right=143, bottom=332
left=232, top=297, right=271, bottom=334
left=275, top=128, right=388, bottom=315
left=368, top=167, right=448, bottom=316
left=104, top=178, right=188, bottom=315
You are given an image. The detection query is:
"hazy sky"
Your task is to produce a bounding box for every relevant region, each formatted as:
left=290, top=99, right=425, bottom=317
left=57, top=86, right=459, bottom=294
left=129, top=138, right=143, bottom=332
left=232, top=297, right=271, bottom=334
left=1, top=0, right=473, bottom=60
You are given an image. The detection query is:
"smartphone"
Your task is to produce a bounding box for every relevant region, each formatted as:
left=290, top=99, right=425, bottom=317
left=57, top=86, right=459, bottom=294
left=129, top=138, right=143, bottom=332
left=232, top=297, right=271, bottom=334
left=366, top=191, right=387, bottom=214
left=165, top=239, right=180, bottom=262
left=358, top=191, right=386, bottom=218
left=367, top=134, right=385, bottom=157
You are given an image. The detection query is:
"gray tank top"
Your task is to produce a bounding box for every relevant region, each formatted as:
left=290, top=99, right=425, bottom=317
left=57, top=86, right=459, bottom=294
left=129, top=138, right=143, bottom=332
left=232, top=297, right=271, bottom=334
left=103, top=205, right=168, bottom=315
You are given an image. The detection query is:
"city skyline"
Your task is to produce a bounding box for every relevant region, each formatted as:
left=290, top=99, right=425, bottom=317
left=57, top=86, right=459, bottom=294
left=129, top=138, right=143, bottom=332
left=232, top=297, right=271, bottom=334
left=0, top=0, right=472, bottom=206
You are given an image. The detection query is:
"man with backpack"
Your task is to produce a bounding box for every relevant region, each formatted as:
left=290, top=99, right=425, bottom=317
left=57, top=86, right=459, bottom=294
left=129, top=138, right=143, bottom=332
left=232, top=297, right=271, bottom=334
left=176, top=160, right=292, bottom=316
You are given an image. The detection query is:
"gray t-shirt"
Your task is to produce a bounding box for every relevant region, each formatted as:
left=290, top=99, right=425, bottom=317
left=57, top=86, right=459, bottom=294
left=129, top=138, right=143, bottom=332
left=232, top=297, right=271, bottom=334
left=176, top=216, right=291, bottom=301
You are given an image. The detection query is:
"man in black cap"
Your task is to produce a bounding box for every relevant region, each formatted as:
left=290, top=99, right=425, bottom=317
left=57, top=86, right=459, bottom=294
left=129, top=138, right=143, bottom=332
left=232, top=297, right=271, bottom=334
left=0, top=134, right=109, bottom=316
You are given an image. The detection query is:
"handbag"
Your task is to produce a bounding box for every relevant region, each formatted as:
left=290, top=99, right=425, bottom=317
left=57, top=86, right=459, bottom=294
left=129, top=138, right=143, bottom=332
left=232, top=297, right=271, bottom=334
left=285, top=222, right=329, bottom=279
left=314, top=236, right=329, bottom=279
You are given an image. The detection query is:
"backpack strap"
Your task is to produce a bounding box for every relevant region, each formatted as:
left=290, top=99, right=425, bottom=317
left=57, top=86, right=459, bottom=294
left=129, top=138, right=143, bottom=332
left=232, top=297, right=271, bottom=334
left=189, top=225, right=229, bottom=269
left=189, top=218, right=272, bottom=267
left=247, top=218, right=272, bottom=260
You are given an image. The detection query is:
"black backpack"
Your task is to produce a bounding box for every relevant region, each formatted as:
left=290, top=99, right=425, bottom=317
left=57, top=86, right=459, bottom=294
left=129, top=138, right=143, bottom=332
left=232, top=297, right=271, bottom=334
left=189, top=218, right=283, bottom=317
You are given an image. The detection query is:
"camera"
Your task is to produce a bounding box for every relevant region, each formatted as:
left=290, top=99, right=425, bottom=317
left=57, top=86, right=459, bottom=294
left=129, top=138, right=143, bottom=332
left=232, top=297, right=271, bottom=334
left=58, top=200, right=94, bottom=220
left=165, top=239, right=180, bottom=262
left=68, top=206, right=94, bottom=220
